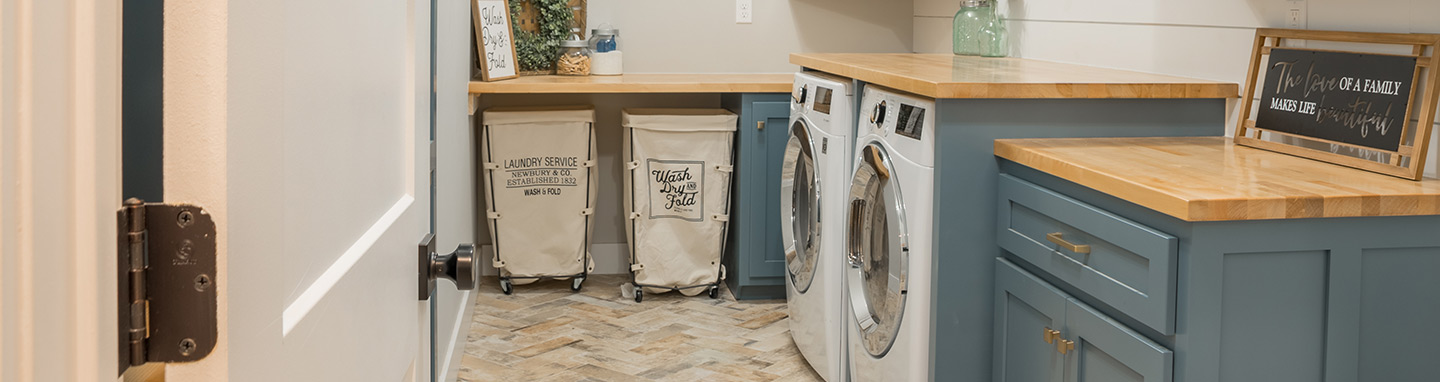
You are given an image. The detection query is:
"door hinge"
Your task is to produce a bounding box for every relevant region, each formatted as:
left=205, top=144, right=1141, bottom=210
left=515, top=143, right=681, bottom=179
left=117, top=198, right=218, bottom=376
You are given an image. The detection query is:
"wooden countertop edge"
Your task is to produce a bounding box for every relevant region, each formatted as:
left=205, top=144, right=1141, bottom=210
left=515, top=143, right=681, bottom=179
left=994, top=142, right=1199, bottom=220
left=994, top=140, right=1440, bottom=222
left=467, top=74, right=792, bottom=94
left=791, top=54, right=1240, bottom=99
left=1185, top=194, right=1440, bottom=221
left=789, top=54, right=941, bottom=96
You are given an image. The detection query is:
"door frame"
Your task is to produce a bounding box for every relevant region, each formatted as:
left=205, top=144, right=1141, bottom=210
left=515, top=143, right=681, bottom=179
left=0, top=0, right=123, bottom=380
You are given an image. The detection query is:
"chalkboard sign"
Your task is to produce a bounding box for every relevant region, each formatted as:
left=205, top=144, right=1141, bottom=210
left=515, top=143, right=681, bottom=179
left=1257, top=49, right=1416, bottom=151
left=1235, top=28, right=1440, bottom=180
left=473, top=0, right=518, bottom=81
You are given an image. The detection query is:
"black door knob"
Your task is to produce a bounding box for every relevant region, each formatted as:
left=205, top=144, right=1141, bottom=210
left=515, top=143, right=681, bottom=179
left=418, top=233, right=478, bottom=300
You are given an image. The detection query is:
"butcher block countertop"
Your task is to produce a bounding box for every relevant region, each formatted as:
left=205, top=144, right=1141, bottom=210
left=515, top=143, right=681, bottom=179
left=994, top=137, right=1440, bottom=221
left=791, top=53, right=1239, bottom=99
left=468, top=73, right=792, bottom=94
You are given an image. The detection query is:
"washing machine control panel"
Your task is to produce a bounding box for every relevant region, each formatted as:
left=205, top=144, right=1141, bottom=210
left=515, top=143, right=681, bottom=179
left=811, top=86, right=834, bottom=115
left=862, top=87, right=887, bottom=135
left=893, top=103, right=925, bottom=140
left=863, top=93, right=927, bottom=141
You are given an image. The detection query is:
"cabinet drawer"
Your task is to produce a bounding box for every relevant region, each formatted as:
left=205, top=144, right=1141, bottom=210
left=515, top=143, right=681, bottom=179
left=997, top=175, right=1177, bottom=334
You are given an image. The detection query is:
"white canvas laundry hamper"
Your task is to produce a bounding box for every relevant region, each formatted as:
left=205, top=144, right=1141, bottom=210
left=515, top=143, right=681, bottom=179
left=622, top=109, right=738, bottom=302
left=480, top=106, right=597, bottom=294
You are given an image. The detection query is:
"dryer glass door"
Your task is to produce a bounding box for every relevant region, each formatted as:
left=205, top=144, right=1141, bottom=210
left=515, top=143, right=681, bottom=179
left=781, top=120, right=822, bottom=293
left=846, top=142, right=909, bottom=358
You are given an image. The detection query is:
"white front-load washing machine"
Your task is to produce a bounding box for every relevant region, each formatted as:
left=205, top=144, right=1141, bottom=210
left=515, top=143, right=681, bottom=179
left=782, top=71, right=853, bottom=382
left=845, top=84, right=935, bottom=382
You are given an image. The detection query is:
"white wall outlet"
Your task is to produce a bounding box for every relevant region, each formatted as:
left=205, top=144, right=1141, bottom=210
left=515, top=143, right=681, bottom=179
left=1285, top=0, right=1306, bottom=47
left=1286, top=0, right=1306, bottom=29
left=736, top=0, right=753, bottom=24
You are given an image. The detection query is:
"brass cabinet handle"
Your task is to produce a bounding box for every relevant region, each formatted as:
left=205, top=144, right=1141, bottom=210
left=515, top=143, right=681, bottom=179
left=1043, top=327, right=1061, bottom=344
left=757, top=121, right=765, bottom=130
left=1046, top=232, right=1091, bottom=254
left=1057, top=338, right=1075, bottom=355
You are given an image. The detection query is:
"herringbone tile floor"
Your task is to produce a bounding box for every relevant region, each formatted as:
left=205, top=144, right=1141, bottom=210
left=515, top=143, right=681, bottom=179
left=459, top=275, right=825, bottom=382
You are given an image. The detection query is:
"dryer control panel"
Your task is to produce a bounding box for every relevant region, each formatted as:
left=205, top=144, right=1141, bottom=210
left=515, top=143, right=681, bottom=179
left=893, top=103, right=925, bottom=140
left=862, top=88, right=930, bottom=141
left=812, top=86, right=834, bottom=115
left=859, top=85, right=936, bottom=168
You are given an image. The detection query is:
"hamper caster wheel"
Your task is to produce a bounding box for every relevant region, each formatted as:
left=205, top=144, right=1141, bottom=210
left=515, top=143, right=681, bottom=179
left=499, top=279, right=513, bottom=295
left=634, top=288, right=644, bottom=303
left=571, top=277, right=584, bottom=292
left=708, top=286, right=719, bottom=299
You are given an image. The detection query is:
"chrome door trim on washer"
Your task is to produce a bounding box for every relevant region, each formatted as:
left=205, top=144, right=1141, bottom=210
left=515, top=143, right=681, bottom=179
left=781, top=118, right=822, bottom=293
left=846, top=141, right=909, bottom=358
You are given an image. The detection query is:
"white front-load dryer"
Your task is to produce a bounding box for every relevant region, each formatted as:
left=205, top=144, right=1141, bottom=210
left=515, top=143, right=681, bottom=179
left=845, top=84, right=935, bottom=382
left=781, top=71, right=853, bottom=382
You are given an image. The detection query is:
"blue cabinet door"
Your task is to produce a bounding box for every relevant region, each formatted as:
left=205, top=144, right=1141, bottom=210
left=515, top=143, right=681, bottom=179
left=1065, top=299, right=1173, bottom=382
left=721, top=93, right=791, bottom=300
left=994, top=258, right=1067, bottom=382
left=753, top=101, right=790, bottom=278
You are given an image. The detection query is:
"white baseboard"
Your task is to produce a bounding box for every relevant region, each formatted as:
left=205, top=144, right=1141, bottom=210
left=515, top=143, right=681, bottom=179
left=479, top=243, right=631, bottom=276
left=433, top=288, right=477, bottom=382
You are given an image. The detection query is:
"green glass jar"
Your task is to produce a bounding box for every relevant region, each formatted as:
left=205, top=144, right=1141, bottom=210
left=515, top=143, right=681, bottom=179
left=980, top=11, right=1008, bottom=57
left=953, top=0, right=1007, bottom=57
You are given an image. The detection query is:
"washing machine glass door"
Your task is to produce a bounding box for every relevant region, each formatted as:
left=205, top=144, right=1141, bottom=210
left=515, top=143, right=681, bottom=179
left=781, top=120, right=822, bottom=293
left=846, top=142, right=909, bottom=358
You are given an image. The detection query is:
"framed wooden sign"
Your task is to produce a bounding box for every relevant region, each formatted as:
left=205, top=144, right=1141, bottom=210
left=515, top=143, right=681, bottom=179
left=1235, top=28, right=1440, bottom=180
left=473, top=0, right=519, bottom=81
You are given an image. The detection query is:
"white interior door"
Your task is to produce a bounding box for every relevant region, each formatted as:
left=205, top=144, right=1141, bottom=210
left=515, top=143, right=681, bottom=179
left=0, top=0, right=122, bottom=380
left=432, top=0, right=480, bottom=380
left=159, top=0, right=436, bottom=380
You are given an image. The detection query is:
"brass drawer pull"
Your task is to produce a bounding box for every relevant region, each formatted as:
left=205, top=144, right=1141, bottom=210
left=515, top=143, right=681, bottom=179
left=1057, top=338, right=1075, bottom=355
left=1046, top=232, right=1091, bottom=254
left=757, top=121, right=765, bottom=130
left=1043, top=327, right=1061, bottom=344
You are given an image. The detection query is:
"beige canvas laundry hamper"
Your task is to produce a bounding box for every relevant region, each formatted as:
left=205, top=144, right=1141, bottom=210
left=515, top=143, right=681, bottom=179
left=481, top=106, right=597, bottom=294
left=622, top=109, right=738, bottom=302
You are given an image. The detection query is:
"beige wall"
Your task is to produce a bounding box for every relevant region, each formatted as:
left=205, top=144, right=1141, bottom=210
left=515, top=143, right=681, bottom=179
left=914, top=0, right=1440, bottom=177
left=586, top=0, right=914, bottom=72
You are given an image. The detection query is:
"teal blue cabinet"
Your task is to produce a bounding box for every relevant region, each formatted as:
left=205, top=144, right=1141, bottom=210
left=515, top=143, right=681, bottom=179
left=996, top=165, right=1440, bottom=382
left=926, top=97, right=1225, bottom=381
left=995, top=258, right=1173, bottom=382
left=1065, top=297, right=1172, bottom=382
left=721, top=93, right=790, bottom=300
left=993, top=258, right=1068, bottom=382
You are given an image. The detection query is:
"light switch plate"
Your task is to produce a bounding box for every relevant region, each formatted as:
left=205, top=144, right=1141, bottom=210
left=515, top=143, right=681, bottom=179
left=736, top=0, right=752, bottom=24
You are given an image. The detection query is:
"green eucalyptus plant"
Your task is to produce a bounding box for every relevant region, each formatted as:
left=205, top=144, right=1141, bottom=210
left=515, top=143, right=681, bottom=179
left=511, top=0, right=574, bottom=72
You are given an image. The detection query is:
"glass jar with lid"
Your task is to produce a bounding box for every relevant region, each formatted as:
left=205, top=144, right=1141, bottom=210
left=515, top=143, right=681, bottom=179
left=588, top=28, right=620, bottom=54
left=555, top=39, right=591, bottom=76
left=952, top=0, right=1007, bottom=57
left=588, top=28, right=622, bottom=75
